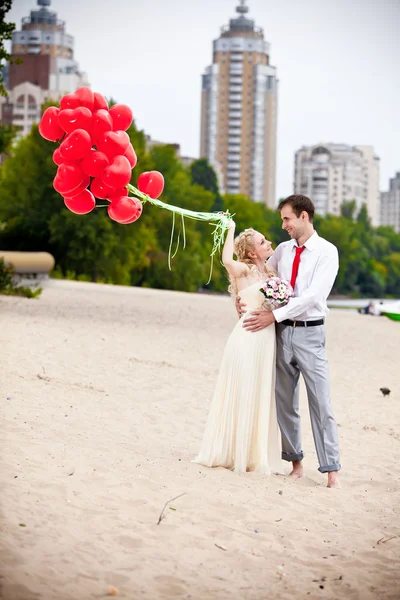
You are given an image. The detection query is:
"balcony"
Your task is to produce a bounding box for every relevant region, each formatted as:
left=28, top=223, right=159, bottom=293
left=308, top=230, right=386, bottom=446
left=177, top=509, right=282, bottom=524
left=229, top=64, right=243, bottom=74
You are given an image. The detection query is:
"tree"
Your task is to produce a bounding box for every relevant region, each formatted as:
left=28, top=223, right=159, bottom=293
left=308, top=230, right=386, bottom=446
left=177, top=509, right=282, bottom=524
left=190, top=158, right=223, bottom=212
left=341, top=200, right=357, bottom=220
left=191, top=159, right=219, bottom=195
left=0, top=124, right=145, bottom=283
left=0, top=122, right=16, bottom=154
left=0, top=0, right=15, bottom=97
left=357, top=203, right=371, bottom=228
left=385, top=252, right=400, bottom=296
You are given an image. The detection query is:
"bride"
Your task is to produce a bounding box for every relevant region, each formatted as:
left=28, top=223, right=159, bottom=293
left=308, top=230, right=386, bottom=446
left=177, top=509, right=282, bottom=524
left=192, top=221, right=283, bottom=474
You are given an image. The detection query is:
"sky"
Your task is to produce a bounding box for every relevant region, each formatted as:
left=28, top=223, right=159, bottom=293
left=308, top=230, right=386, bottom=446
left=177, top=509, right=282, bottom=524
left=6, top=0, right=400, bottom=200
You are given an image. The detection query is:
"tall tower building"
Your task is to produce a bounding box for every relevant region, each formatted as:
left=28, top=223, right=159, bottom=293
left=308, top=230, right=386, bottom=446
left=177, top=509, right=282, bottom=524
left=0, top=0, right=88, bottom=136
left=200, top=1, right=278, bottom=207
left=294, top=143, right=380, bottom=226
left=381, top=172, right=400, bottom=233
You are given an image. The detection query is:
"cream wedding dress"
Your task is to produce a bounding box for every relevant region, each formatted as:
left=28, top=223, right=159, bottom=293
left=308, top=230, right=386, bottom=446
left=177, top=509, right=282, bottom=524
left=193, top=282, right=283, bottom=474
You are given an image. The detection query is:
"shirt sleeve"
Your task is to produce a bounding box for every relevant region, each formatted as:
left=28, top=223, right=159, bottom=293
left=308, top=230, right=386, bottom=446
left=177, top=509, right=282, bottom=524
left=272, top=246, right=339, bottom=323
left=267, top=243, right=282, bottom=272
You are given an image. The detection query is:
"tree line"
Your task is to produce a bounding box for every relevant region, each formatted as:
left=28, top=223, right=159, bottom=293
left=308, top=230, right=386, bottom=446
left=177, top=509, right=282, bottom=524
left=0, top=116, right=399, bottom=297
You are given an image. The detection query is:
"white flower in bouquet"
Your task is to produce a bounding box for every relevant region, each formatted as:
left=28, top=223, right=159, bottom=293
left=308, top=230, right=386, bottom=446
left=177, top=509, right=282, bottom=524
left=259, top=277, right=293, bottom=310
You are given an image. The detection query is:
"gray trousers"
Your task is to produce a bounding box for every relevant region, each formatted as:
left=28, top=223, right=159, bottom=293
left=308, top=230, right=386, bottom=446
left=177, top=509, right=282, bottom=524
left=275, top=322, right=340, bottom=473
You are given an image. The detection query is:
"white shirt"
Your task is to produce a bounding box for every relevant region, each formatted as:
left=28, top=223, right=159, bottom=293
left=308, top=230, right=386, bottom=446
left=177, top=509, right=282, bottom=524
left=267, top=231, right=339, bottom=323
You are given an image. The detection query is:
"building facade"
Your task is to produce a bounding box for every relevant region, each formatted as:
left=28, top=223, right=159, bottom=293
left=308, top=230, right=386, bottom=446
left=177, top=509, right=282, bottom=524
left=294, top=143, right=380, bottom=226
left=380, top=172, right=400, bottom=233
left=200, top=0, right=278, bottom=207
left=0, top=0, right=88, bottom=136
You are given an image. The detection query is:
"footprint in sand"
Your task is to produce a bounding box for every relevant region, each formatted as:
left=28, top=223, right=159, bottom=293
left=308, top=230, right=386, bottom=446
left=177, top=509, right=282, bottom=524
left=116, top=535, right=144, bottom=549
left=154, top=575, right=187, bottom=596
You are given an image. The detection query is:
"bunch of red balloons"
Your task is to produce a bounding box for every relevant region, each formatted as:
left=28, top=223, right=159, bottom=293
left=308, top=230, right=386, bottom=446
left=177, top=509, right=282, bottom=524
left=38, top=87, right=165, bottom=225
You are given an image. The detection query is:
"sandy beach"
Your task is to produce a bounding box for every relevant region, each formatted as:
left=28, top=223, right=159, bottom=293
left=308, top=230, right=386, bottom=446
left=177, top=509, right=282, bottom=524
left=1, top=279, right=399, bottom=600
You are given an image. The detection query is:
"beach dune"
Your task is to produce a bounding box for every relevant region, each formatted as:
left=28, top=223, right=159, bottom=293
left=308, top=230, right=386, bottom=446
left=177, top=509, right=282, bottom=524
left=1, top=280, right=399, bottom=600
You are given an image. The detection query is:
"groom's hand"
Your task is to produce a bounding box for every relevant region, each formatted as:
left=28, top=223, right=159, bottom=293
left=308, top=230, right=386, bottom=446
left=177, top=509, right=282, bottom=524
left=235, top=295, right=247, bottom=318
left=243, top=311, right=276, bottom=332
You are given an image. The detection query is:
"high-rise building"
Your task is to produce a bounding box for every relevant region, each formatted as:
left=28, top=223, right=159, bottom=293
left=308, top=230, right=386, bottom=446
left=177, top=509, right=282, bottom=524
left=294, top=143, right=380, bottom=226
left=0, top=0, right=88, bottom=136
left=200, top=0, right=278, bottom=207
left=381, top=172, right=400, bottom=233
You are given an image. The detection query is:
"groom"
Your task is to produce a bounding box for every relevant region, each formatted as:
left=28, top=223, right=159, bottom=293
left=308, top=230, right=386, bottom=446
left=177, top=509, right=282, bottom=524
left=237, top=195, right=341, bottom=488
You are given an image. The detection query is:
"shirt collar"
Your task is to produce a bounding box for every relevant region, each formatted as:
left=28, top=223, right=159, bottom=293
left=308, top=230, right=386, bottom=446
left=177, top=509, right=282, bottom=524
left=291, top=231, right=319, bottom=252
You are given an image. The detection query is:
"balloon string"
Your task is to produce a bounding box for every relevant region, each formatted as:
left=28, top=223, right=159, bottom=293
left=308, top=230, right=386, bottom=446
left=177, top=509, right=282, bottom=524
left=126, top=184, right=234, bottom=281
left=181, top=214, right=186, bottom=249
left=168, top=210, right=176, bottom=271
left=171, top=218, right=183, bottom=258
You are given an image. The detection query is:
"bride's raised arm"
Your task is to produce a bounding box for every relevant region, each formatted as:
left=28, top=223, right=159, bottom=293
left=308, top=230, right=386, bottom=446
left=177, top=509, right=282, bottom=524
left=222, top=221, right=248, bottom=279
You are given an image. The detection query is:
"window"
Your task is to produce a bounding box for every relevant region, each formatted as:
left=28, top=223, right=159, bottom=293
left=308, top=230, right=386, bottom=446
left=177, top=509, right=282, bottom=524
left=16, top=94, right=24, bottom=110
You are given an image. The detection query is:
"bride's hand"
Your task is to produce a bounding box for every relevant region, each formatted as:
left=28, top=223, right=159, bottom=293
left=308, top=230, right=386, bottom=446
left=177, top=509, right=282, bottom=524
left=228, top=219, right=236, bottom=230
left=235, top=295, right=246, bottom=318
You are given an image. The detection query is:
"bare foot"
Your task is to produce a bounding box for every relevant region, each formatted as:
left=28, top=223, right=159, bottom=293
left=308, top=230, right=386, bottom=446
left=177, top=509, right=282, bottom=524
left=288, top=460, right=304, bottom=481
left=327, top=471, right=341, bottom=489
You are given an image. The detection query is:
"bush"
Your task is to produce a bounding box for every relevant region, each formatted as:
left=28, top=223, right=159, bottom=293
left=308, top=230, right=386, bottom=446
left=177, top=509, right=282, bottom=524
left=0, top=258, right=42, bottom=298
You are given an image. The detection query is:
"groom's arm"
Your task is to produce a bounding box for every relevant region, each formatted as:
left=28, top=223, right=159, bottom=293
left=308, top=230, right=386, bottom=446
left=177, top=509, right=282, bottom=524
left=272, top=247, right=339, bottom=323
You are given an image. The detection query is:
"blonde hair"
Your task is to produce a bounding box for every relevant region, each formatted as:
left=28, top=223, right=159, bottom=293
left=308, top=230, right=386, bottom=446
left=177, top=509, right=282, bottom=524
left=228, top=228, right=276, bottom=297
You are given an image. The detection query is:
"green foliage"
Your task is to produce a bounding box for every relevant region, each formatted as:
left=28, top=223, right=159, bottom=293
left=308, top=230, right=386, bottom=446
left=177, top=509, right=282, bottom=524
left=0, top=123, right=17, bottom=154
left=0, top=104, right=399, bottom=298
left=191, top=158, right=219, bottom=195
left=0, top=257, right=42, bottom=298
left=190, top=158, right=223, bottom=212
left=0, top=0, right=15, bottom=97
left=341, top=200, right=357, bottom=220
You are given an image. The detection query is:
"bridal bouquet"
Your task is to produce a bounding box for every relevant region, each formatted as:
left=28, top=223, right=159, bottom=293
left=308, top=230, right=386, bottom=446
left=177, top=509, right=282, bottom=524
left=260, top=276, right=293, bottom=310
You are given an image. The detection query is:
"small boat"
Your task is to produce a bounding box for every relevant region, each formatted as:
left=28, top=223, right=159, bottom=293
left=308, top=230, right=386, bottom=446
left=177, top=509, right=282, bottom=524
left=380, top=301, right=400, bottom=322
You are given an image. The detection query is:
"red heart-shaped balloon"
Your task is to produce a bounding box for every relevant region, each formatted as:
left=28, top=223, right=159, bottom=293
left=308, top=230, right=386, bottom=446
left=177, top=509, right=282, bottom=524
left=108, top=196, right=143, bottom=224
left=75, top=86, right=94, bottom=110
left=91, top=109, right=113, bottom=142
left=102, top=155, right=132, bottom=189
left=109, top=104, right=133, bottom=132
left=124, top=143, right=137, bottom=168
left=39, top=107, right=64, bottom=142
left=65, top=174, right=91, bottom=198
left=90, top=177, right=117, bottom=199
left=52, top=146, right=64, bottom=166
left=96, top=130, right=130, bottom=160
left=58, top=107, right=92, bottom=135
left=64, top=189, right=96, bottom=215
left=81, top=149, right=109, bottom=178
left=53, top=162, right=85, bottom=195
left=59, top=129, right=92, bottom=162
left=137, top=171, right=164, bottom=199
left=93, top=92, right=109, bottom=112
left=60, top=92, right=81, bottom=111
left=112, top=187, right=129, bottom=197
left=118, top=200, right=143, bottom=223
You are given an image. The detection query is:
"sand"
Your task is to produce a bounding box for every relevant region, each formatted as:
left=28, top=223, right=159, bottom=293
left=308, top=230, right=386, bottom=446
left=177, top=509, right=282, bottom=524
left=1, top=279, right=399, bottom=600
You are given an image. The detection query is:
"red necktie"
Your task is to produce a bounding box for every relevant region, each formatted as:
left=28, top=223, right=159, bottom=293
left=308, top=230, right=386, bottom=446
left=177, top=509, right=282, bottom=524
left=290, top=246, right=305, bottom=290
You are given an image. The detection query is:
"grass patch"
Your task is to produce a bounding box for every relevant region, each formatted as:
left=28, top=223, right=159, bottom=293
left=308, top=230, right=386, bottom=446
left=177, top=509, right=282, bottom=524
left=0, top=258, right=42, bottom=299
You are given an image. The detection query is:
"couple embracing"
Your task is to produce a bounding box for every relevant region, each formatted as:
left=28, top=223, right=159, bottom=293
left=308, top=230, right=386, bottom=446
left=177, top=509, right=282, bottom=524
left=193, top=194, right=341, bottom=489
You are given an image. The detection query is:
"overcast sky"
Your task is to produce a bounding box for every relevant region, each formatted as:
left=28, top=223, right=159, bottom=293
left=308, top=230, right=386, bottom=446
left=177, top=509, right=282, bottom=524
left=6, top=0, right=400, bottom=200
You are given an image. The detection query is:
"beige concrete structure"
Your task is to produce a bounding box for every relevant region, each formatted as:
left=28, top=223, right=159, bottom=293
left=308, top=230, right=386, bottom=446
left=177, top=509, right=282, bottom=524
left=0, top=251, right=55, bottom=274
left=200, top=1, right=278, bottom=207
left=381, top=172, right=400, bottom=233
left=294, top=143, right=380, bottom=226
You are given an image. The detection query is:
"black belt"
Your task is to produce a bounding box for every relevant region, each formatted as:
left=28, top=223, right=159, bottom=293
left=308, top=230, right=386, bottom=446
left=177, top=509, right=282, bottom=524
left=282, top=318, right=324, bottom=328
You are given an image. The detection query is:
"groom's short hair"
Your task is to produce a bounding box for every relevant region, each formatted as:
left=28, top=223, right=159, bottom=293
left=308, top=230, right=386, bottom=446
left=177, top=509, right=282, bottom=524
left=278, top=195, right=315, bottom=222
